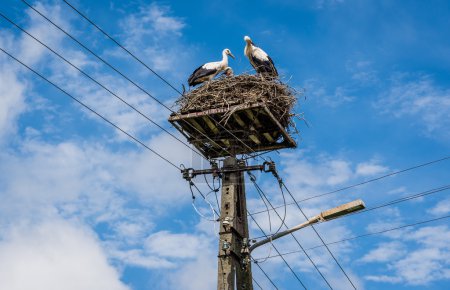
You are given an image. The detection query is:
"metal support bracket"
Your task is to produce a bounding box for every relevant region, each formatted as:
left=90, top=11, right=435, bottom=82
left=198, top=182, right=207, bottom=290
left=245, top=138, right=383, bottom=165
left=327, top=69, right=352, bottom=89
left=181, top=160, right=278, bottom=181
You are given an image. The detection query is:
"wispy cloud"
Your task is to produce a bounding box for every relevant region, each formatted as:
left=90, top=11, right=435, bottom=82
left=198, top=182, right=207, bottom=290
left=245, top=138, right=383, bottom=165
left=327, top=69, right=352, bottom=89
left=376, top=73, right=450, bottom=140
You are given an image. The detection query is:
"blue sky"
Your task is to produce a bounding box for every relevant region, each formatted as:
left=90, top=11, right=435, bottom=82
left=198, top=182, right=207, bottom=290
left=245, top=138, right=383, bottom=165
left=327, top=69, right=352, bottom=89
left=0, top=0, right=449, bottom=289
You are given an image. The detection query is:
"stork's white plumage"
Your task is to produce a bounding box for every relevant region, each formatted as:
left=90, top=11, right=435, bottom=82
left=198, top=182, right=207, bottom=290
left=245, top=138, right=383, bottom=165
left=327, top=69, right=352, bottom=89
left=244, top=36, right=278, bottom=77
left=188, top=49, right=235, bottom=87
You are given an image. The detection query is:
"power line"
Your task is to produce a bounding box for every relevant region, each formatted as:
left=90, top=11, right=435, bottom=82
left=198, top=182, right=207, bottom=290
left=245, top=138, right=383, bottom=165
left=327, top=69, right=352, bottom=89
left=248, top=173, right=334, bottom=290
left=252, top=257, right=279, bottom=290
left=59, top=0, right=272, bottom=161
left=62, top=0, right=184, bottom=96
left=280, top=181, right=357, bottom=290
left=251, top=184, right=450, bottom=240
left=340, top=184, right=450, bottom=220
left=250, top=155, right=450, bottom=216
left=20, top=0, right=231, bottom=158
left=0, top=11, right=205, bottom=159
left=254, top=214, right=450, bottom=262
left=0, top=46, right=180, bottom=170
left=249, top=212, right=308, bottom=289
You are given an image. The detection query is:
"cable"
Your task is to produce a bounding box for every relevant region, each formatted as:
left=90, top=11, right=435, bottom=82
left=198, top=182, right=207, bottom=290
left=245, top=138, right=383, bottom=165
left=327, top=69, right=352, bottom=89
left=280, top=181, right=357, bottom=290
left=62, top=0, right=184, bottom=96
left=191, top=179, right=278, bottom=289
left=339, top=184, right=450, bottom=220
left=20, top=0, right=231, bottom=158
left=251, top=184, right=450, bottom=241
left=248, top=176, right=334, bottom=290
left=0, top=11, right=205, bottom=159
left=252, top=277, right=264, bottom=290
left=0, top=46, right=180, bottom=170
left=249, top=212, right=308, bottom=289
left=190, top=181, right=220, bottom=217
left=250, top=155, right=450, bottom=216
left=59, top=0, right=274, bottom=162
left=251, top=256, right=279, bottom=290
left=254, top=214, right=450, bottom=262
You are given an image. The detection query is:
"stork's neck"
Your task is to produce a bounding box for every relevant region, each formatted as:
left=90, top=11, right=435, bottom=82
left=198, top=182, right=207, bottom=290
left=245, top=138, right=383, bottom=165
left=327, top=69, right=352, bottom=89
left=244, top=42, right=252, bottom=57
left=221, top=51, right=229, bottom=68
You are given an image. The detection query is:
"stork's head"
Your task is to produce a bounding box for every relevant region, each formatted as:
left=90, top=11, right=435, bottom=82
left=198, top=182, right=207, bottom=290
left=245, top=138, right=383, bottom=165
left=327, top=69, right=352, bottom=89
left=244, top=36, right=253, bottom=44
left=223, top=48, right=235, bottom=59
left=224, top=66, right=234, bottom=76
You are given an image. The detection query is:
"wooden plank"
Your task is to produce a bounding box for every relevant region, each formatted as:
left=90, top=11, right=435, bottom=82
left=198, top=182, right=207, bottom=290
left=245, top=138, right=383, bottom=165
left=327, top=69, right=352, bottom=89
left=168, top=102, right=264, bottom=122
left=245, top=109, right=262, bottom=127
left=188, top=118, right=206, bottom=134
left=202, top=116, right=219, bottom=134
left=232, top=113, right=246, bottom=127
left=263, top=132, right=274, bottom=142
left=262, top=106, right=296, bottom=148
left=249, top=135, right=261, bottom=145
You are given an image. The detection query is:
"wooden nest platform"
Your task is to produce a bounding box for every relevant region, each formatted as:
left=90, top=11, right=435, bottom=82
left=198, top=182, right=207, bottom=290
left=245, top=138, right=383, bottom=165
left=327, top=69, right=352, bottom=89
left=169, top=75, right=298, bottom=159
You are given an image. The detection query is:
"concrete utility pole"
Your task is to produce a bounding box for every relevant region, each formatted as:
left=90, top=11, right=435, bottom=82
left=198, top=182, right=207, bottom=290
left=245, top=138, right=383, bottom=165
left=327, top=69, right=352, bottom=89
left=217, top=157, right=253, bottom=290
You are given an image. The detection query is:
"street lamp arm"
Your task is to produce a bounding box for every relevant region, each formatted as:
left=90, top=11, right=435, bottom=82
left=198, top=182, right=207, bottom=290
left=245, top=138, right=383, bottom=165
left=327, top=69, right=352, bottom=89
left=248, top=199, right=365, bottom=252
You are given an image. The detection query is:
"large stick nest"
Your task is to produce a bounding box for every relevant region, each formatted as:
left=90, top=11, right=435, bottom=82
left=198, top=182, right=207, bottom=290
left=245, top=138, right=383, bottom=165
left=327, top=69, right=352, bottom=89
left=175, top=74, right=299, bottom=128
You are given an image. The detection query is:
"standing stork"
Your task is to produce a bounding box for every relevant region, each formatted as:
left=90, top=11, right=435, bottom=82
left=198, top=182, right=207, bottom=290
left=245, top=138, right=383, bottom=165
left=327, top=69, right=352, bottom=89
left=244, top=36, right=278, bottom=77
left=188, top=49, right=235, bottom=87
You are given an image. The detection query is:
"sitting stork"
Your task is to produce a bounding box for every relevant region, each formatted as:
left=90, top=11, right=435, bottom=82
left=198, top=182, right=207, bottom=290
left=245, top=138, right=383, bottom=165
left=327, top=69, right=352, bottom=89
left=244, top=36, right=278, bottom=77
left=188, top=49, right=235, bottom=87
left=222, top=66, right=234, bottom=77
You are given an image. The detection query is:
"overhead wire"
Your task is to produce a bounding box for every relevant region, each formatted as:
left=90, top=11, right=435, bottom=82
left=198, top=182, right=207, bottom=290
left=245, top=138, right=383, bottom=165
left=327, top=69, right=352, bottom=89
left=279, top=180, right=357, bottom=290
left=59, top=0, right=274, bottom=162
left=251, top=184, right=450, bottom=241
left=248, top=173, right=334, bottom=290
left=0, top=11, right=205, bottom=159
left=20, top=0, right=232, bottom=158
left=250, top=155, right=450, bottom=216
left=252, top=256, right=279, bottom=290
left=0, top=46, right=180, bottom=170
left=6, top=4, right=283, bottom=288
left=25, top=2, right=445, bottom=288
left=254, top=214, right=450, bottom=262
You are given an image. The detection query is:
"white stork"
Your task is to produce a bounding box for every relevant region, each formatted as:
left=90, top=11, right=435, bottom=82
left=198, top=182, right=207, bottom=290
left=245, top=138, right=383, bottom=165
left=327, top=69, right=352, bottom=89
left=244, top=36, right=278, bottom=77
left=222, top=66, right=234, bottom=77
left=188, top=49, right=235, bottom=87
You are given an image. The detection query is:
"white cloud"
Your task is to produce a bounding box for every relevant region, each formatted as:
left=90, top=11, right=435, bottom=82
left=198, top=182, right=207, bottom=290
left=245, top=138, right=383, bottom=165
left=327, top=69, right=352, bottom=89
left=0, top=220, right=129, bottom=290
left=361, top=225, right=450, bottom=286
left=428, top=198, right=450, bottom=216
left=145, top=231, right=209, bottom=259
left=118, top=3, right=189, bottom=73
left=376, top=74, right=450, bottom=139
left=359, top=241, right=406, bottom=263
left=0, top=63, right=27, bottom=141
left=355, top=161, right=388, bottom=176
left=304, top=79, right=355, bottom=107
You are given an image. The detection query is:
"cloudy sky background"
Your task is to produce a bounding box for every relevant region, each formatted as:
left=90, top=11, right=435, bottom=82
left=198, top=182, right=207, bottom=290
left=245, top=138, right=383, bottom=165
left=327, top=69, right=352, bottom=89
left=0, top=0, right=449, bottom=289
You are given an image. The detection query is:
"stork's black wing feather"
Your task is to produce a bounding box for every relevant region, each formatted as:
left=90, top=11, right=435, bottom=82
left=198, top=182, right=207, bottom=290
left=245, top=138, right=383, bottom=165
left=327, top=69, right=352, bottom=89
left=188, top=65, right=217, bottom=86
left=251, top=54, right=278, bottom=76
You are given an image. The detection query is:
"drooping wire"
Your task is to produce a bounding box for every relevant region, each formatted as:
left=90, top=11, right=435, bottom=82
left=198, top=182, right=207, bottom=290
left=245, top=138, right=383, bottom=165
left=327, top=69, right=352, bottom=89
left=204, top=174, right=221, bottom=215
left=254, top=214, right=450, bottom=262
left=0, top=46, right=180, bottom=170
left=188, top=181, right=217, bottom=222
left=0, top=11, right=206, bottom=159
left=250, top=155, right=450, bottom=216
left=248, top=174, right=334, bottom=290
